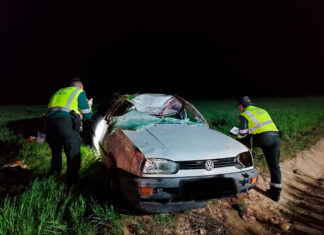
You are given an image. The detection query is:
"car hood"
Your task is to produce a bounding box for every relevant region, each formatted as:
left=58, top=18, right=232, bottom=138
left=122, top=124, right=248, bottom=161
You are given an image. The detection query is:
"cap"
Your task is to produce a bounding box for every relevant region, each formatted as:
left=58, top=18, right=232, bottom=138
left=237, top=96, right=252, bottom=108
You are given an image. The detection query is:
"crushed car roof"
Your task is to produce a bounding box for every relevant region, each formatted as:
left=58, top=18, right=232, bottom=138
left=130, top=94, right=183, bottom=116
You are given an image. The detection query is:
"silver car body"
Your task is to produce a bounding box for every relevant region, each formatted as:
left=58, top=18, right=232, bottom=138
left=91, top=94, right=258, bottom=213
left=124, top=124, right=251, bottom=177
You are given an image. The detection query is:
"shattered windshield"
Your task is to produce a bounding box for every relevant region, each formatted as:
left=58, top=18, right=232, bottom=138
left=106, top=94, right=208, bottom=130
left=111, top=110, right=206, bottom=131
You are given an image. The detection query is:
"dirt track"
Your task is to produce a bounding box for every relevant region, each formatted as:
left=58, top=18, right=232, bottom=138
left=169, top=138, right=324, bottom=235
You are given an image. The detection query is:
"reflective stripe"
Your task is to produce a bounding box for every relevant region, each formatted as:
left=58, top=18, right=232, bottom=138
left=243, top=110, right=258, bottom=124
left=243, top=110, right=273, bottom=133
left=249, top=120, right=273, bottom=133
left=81, top=108, right=91, bottom=114
left=47, top=107, right=70, bottom=112
left=47, top=87, right=83, bottom=115
left=65, top=88, right=80, bottom=109
left=239, top=129, right=249, bottom=134
left=238, top=133, right=248, bottom=138
left=270, top=182, right=282, bottom=188
left=240, top=105, right=278, bottom=134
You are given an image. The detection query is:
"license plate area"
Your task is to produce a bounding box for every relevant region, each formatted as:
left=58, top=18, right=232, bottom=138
left=180, top=177, right=237, bottom=201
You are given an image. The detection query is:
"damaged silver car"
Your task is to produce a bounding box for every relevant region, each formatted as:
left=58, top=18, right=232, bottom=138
left=91, top=94, right=258, bottom=213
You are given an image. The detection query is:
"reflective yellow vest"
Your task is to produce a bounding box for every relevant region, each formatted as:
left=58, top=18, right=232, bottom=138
left=240, top=105, right=278, bottom=135
left=48, top=87, right=83, bottom=115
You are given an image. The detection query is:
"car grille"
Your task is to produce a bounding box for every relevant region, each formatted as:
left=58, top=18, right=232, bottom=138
left=177, top=157, right=235, bottom=170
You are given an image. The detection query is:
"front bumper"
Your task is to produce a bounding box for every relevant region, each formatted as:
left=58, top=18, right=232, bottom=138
left=134, top=168, right=258, bottom=213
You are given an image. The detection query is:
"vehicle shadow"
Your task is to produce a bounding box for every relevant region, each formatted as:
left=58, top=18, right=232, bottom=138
left=0, top=140, right=23, bottom=166
left=77, top=160, right=134, bottom=214
left=6, top=118, right=45, bottom=138
left=0, top=165, right=34, bottom=197
left=78, top=161, right=112, bottom=202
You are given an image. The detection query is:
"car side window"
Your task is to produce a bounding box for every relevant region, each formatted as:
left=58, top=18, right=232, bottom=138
left=105, top=101, right=133, bottom=122
left=112, top=101, right=133, bottom=117
left=185, top=108, right=197, bottom=122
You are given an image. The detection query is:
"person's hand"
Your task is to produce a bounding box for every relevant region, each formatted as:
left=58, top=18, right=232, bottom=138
left=88, top=98, right=93, bottom=106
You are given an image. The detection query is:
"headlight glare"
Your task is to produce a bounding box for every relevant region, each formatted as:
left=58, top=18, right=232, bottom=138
left=142, top=158, right=179, bottom=174
left=93, top=118, right=106, bottom=153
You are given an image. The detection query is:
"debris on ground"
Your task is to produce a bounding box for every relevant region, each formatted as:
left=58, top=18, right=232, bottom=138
left=27, top=136, right=36, bottom=142
left=279, top=222, right=290, bottom=231
left=293, top=169, right=301, bottom=175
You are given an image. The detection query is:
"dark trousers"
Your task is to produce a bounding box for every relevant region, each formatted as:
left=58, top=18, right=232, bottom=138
left=240, top=132, right=281, bottom=192
left=46, top=118, right=81, bottom=185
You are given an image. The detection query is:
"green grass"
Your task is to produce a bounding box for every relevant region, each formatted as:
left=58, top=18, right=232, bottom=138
left=0, top=176, right=123, bottom=235
left=90, top=204, right=122, bottom=234
left=153, top=213, right=177, bottom=227
left=0, top=177, right=82, bottom=235
left=0, top=96, right=323, bottom=234
left=192, top=96, right=324, bottom=167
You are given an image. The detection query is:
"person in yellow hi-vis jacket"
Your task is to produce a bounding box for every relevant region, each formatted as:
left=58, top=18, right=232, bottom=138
left=46, top=77, right=93, bottom=187
left=236, top=96, right=281, bottom=201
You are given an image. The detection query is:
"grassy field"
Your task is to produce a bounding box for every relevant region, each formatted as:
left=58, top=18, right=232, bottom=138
left=192, top=96, right=324, bottom=166
left=0, top=96, right=323, bottom=234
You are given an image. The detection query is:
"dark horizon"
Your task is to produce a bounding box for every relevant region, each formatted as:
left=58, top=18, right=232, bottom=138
left=1, top=1, right=324, bottom=105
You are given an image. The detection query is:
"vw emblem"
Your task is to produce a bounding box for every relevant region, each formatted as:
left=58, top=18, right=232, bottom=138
left=205, top=160, right=214, bottom=171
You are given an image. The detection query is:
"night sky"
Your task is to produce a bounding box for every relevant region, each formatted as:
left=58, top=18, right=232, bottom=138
left=1, top=1, right=323, bottom=104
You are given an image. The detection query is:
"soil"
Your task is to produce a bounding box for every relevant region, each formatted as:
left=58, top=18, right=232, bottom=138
left=170, top=137, right=324, bottom=235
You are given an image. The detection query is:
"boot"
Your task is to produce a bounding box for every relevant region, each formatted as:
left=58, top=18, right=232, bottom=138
left=267, top=188, right=281, bottom=202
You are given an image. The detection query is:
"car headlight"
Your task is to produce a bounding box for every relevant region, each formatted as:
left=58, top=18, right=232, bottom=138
left=235, top=151, right=253, bottom=169
left=142, top=158, right=179, bottom=174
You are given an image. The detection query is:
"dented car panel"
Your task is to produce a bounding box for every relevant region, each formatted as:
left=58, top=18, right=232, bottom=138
left=92, top=94, right=258, bottom=213
left=105, top=129, right=145, bottom=177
